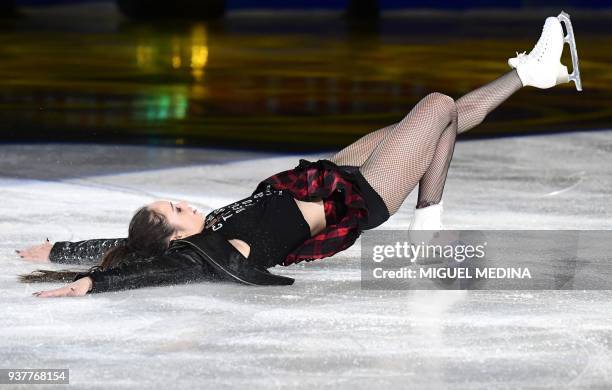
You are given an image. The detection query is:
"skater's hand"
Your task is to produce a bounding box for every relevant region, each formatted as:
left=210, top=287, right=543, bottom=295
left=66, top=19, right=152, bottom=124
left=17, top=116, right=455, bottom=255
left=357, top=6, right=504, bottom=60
left=16, top=239, right=52, bottom=263
left=33, top=277, right=93, bottom=298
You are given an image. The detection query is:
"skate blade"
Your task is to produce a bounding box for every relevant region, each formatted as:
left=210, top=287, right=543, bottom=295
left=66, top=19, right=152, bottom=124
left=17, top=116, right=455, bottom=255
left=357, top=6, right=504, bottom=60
left=558, top=11, right=582, bottom=91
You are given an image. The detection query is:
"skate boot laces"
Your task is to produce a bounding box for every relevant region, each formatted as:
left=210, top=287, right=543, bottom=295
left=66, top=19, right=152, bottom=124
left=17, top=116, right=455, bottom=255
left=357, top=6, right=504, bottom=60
left=513, top=50, right=528, bottom=65
left=512, top=17, right=560, bottom=65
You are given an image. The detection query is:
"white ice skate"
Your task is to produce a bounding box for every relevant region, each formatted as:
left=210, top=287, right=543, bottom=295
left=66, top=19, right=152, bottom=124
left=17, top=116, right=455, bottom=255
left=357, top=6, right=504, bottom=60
left=557, top=11, right=582, bottom=91
left=508, top=11, right=582, bottom=91
left=408, top=201, right=443, bottom=245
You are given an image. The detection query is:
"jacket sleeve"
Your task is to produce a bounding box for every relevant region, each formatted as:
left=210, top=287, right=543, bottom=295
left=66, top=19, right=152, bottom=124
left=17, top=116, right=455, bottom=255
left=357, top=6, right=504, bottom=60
left=49, top=238, right=127, bottom=265
left=78, top=245, right=218, bottom=293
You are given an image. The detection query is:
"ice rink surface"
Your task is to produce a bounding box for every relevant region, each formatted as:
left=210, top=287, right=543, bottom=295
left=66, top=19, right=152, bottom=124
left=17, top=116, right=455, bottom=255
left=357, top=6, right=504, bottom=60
left=1, top=131, right=611, bottom=389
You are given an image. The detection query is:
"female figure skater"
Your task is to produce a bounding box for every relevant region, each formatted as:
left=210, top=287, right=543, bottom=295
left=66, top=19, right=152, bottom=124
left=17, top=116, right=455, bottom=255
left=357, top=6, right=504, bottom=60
left=19, top=13, right=581, bottom=297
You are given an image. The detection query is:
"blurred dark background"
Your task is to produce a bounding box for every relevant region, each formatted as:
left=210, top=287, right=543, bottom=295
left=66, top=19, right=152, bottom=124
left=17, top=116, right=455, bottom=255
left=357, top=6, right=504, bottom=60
left=0, top=0, right=610, bottom=151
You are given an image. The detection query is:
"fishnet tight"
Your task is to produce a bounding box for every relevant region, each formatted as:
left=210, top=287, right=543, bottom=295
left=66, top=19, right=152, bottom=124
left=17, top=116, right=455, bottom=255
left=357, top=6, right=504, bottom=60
left=329, top=70, right=523, bottom=215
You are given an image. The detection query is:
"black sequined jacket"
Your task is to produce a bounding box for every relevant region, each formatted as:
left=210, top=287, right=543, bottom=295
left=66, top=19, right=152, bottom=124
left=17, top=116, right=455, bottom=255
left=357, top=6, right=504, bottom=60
left=50, top=238, right=126, bottom=265
left=50, top=231, right=294, bottom=293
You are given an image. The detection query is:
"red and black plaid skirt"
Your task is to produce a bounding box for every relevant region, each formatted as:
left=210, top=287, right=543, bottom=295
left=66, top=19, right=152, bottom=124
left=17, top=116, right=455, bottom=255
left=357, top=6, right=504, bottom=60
left=260, top=158, right=390, bottom=231
left=254, top=158, right=391, bottom=265
left=330, top=163, right=391, bottom=230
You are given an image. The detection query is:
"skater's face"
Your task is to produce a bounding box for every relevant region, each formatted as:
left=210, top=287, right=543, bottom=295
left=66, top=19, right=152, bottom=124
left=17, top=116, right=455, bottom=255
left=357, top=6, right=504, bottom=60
left=148, top=200, right=205, bottom=240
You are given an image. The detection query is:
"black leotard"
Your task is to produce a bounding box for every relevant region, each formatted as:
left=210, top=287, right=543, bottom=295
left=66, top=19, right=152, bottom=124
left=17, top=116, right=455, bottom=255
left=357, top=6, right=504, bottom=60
left=203, top=184, right=311, bottom=269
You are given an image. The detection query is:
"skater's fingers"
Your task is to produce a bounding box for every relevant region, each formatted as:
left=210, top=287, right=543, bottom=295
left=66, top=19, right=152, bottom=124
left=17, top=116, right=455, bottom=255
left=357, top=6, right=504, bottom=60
left=17, top=248, right=34, bottom=257
left=17, top=246, right=51, bottom=262
left=18, top=251, right=33, bottom=259
left=36, top=291, right=63, bottom=298
left=33, top=290, right=56, bottom=298
left=34, top=287, right=71, bottom=298
left=35, top=278, right=91, bottom=297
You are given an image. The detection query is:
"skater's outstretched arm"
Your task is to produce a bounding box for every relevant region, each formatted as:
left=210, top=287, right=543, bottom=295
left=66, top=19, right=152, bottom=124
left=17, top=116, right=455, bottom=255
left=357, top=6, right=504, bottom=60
left=33, top=241, right=219, bottom=296
left=17, top=238, right=127, bottom=265
left=49, top=238, right=127, bottom=264
left=30, top=229, right=295, bottom=297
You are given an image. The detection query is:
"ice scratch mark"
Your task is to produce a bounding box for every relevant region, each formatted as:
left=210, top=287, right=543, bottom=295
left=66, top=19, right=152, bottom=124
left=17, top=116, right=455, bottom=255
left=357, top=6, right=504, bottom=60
left=540, top=171, right=585, bottom=197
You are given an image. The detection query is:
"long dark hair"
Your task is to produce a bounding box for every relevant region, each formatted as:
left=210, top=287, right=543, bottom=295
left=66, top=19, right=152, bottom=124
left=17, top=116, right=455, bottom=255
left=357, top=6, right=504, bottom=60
left=20, top=206, right=176, bottom=283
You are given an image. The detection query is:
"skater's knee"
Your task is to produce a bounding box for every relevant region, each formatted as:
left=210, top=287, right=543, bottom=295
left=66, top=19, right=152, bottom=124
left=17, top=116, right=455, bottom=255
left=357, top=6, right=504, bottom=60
left=425, top=92, right=455, bottom=106
left=425, top=92, right=457, bottom=122
left=425, top=92, right=456, bottom=109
